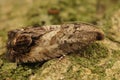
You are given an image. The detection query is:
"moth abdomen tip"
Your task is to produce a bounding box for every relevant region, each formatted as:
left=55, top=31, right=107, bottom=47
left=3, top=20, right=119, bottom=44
left=96, top=31, right=104, bottom=40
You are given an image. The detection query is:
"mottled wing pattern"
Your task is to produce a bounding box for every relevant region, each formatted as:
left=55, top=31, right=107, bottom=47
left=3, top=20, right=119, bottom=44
left=50, top=23, right=104, bottom=53
left=6, top=25, right=61, bottom=62
left=6, top=23, right=104, bottom=63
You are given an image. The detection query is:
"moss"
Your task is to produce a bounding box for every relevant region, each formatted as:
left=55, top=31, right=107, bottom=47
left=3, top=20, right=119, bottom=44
left=112, top=50, right=120, bottom=56
left=0, top=30, right=7, bottom=42
left=68, top=43, right=110, bottom=79
left=72, top=43, right=109, bottom=67
left=0, top=61, right=41, bottom=80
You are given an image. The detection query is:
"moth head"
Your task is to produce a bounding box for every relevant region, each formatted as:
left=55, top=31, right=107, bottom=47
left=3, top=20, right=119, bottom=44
left=7, top=29, right=33, bottom=62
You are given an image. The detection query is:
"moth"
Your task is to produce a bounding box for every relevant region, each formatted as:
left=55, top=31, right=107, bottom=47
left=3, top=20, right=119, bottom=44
left=6, top=22, right=104, bottom=63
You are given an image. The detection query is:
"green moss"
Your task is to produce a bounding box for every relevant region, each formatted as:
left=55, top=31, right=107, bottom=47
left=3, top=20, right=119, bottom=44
left=0, top=61, right=41, bottom=80
left=0, top=59, right=3, bottom=67
left=68, top=43, right=109, bottom=79
left=0, top=30, right=7, bottom=42
left=111, top=50, right=120, bottom=60
left=74, top=43, right=109, bottom=65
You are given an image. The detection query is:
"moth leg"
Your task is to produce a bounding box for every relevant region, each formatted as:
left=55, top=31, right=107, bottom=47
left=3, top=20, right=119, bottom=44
left=58, top=54, right=66, bottom=61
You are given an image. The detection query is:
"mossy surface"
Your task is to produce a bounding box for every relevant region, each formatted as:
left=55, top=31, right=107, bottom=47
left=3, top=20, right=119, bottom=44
left=0, top=0, right=120, bottom=80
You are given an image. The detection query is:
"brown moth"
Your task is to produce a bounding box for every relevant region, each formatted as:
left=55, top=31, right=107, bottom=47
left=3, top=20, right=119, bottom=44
left=6, top=22, right=104, bottom=63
